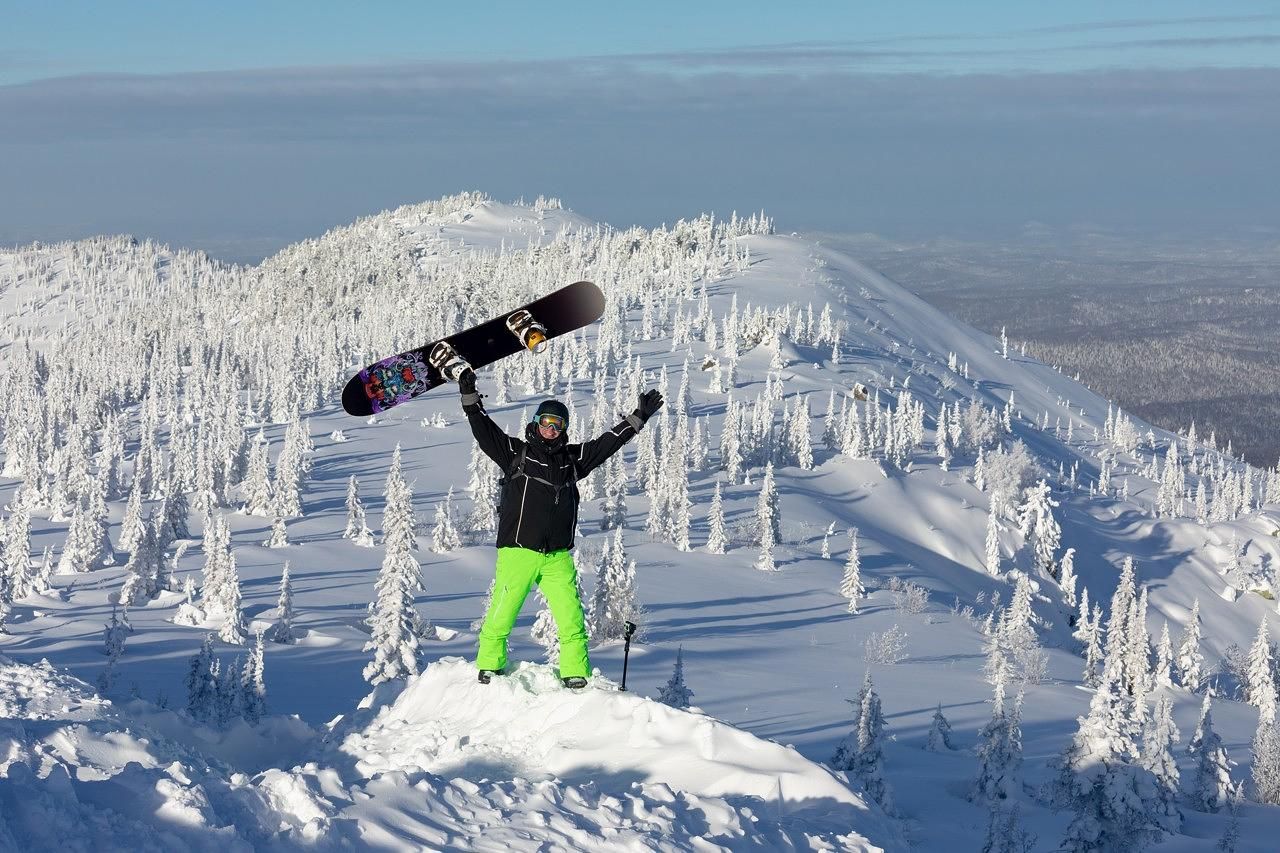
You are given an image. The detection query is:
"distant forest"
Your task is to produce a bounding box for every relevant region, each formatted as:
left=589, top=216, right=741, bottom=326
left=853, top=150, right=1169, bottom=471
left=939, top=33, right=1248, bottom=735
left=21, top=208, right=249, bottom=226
left=811, top=231, right=1280, bottom=468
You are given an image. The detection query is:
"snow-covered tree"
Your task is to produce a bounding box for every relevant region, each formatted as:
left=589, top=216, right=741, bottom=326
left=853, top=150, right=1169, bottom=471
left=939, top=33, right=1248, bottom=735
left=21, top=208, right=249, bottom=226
left=530, top=595, right=559, bottom=667
left=240, top=432, right=274, bottom=516
left=268, top=562, right=295, bottom=644
left=1251, top=716, right=1280, bottom=805
left=705, top=480, right=728, bottom=554
left=363, top=448, right=424, bottom=684
left=343, top=475, right=374, bottom=546
left=658, top=646, right=694, bottom=709
left=1245, top=617, right=1277, bottom=721
left=97, top=606, right=128, bottom=693
left=589, top=529, right=639, bottom=642
left=1176, top=599, right=1206, bottom=692
left=239, top=631, right=268, bottom=725
left=1188, top=692, right=1238, bottom=812
left=184, top=634, right=218, bottom=724
left=430, top=486, right=462, bottom=553
left=264, top=516, right=289, bottom=548
left=1015, top=479, right=1060, bottom=576
left=1059, top=547, right=1078, bottom=610
left=985, top=506, right=1002, bottom=576
left=980, top=803, right=1036, bottom=853
left=972, top=673, right=1023, bottom=805
left=926, top=703, right=955, bottom=752
left=217, top=553, right=248, bottom=645
left=1141, top=694, right=1182, bottom=834
left=831, top=672, right=894, bottom=813
left=840, top=529, right=865, bottom=614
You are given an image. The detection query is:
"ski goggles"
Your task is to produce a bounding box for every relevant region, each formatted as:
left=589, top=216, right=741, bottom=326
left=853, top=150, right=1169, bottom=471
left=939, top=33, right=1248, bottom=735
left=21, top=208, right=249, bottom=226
left=536, top=413, right=566, bottom=431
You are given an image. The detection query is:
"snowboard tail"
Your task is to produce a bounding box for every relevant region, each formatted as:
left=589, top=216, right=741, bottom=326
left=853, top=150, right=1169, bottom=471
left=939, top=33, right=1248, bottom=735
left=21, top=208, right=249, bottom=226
left=341, top=280, right=605, bottom=416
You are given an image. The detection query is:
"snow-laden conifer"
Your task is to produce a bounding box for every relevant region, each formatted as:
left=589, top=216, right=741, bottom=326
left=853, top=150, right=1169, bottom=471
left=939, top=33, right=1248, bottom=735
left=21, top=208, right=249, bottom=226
left=1141, top=694, right=1182, bottom=834
left=1188, top=691, right=1238, bottom=812
left=530, top=595, right=559, bottom=667
left=984, top=506, right=1002, bottom=576
left=971, top=672, right=1023, bottom=805
left=217, top=553, right=248, bottom=645
left=1176, top=598, right=1205, bottom=692
left=240, top=432, right=273, bottom=516
left=926, top=702, right=954, bottom=752
left=343, top=475, right=375, bottom=546
left=430, top=487, right=461, bottom=553
left=831, top=672, right=894, bottom=813
left=841, top=528, right=866, bottom=613
left=705, top=480, right=728, bottom=554
left=268, top=562, right=295, bottom=644
left=1251, top=715, right=1280, bottom=805
left=97, top=606, right=128, bottom=693
left=239, top=631, right=268, bottom=725
left=1245, top=617, right=1277, bottom=721
left=658, top=646, right=694, bottom=709
left=184, top=634, right=218, bottom=724
left=363, top=447, right=424, bottom=684
left=1015, top=479, right=1060, bottom=576
left=1059, top=547, right=1078, bottom=609
left=264, top=516, right=289, bottom=548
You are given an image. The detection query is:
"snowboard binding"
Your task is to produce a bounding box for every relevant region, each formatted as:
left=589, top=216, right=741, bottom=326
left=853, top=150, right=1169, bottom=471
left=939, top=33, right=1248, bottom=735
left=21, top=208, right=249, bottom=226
left=505, top=309, right=549, bottom=353
left=427, top=340, right=472, bottom=383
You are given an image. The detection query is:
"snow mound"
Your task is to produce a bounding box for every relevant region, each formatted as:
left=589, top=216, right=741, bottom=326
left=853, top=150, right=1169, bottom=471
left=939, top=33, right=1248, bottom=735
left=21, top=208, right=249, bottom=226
left=332, top=657, right=897, bottom=850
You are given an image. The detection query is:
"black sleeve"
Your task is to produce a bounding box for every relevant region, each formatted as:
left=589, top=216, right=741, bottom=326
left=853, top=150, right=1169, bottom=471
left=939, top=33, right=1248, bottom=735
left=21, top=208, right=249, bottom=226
left=572, top=414, right=642, bottom=477
left=464, top=399, right=521, bottom=470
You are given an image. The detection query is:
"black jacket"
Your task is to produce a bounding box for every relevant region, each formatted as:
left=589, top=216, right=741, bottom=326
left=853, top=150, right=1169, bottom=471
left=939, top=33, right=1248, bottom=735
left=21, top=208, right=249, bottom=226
left=464, top=398, right=642, bottom=552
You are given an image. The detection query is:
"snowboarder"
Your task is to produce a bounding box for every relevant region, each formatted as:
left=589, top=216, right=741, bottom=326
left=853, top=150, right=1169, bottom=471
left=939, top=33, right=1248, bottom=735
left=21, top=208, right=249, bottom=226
left=457, top=368, right=663, bottom=688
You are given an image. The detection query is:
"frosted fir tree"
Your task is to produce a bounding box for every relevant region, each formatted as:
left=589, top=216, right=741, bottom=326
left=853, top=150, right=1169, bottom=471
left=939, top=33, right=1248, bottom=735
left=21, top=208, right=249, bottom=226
left=1176, top=599, right=1206, bottom=692
left=926, top=703, right=955, bottom=752
left=1246, top=617, right=1278, bottom=721
left=215, top=656, right=240, bottom=728
left=589, top=529, right=639, bottom=642
left=755, top=462, right=781, bottom=545
left=599, top=453, right=628, bottom=532
left=1015, top=479, right=1060, bottom=577
left=343, top=475, right=375, bottom=546
left=1251, top=716, right=1280, bottom=805
left=97, top=606, right=128, bottom=693
left=240, top=432, right=274, bottom=516
left=755, top=518, right=776, bottom=571
left=841, top=529, right=866, bottom=614
left=705, top=480, right=728, bottom=554
left=1082, top=603, right=1105, bottom=688
left=268, top=562, right=295, bottom=644
left=1188, top=691, right=1238, bottom=813
left=972, top=671, right=1023, bottom=805
left=1059, top=547, right=1078, bottom=610
left=272, top=430, right=304, bottom=519
left=184, top=634, right=218, bottom=725
left=118, top=478, right=145, bottom=554
left=430, top=487, right=462, bottom=554
left=658, top=646, right=694, bottom=709
left=980, top=803, right=1036, bottom=853
left=239, top=631, right=268, bottom=725
left=363, top=451, right=424, bottom=684
left=1140, top=694, right=1182, bottom=834
left=831, top=672, right=894, bottom=813
left=118, top=512, right=163, bottom=607
left=263, top=516, right=289, bottom=548
left=217, top=553, right=248, bottom=645
left=820, top=521, right=835, bottom=560
left=530, top=595, right=559, bottom=667
left=985, top=506, right=1002, bottom=576
left=1153, top=622, right=1174, bottom=688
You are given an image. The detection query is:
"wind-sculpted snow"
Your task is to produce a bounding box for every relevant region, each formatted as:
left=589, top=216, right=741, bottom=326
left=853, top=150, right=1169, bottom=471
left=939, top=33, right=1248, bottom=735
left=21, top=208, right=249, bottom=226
left=0, top=654, right=892, bottom=851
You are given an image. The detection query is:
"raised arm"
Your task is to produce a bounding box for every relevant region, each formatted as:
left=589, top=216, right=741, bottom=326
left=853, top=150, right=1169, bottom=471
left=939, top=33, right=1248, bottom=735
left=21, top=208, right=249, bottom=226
left=574, top=389, right=664, bottom=476
left=459, top=369, right=520, bottom=469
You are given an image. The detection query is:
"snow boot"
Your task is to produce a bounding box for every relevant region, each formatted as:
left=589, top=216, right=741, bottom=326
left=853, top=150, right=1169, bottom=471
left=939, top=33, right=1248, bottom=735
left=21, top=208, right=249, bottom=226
left=478, top=669, right=504, bottom=685
left=562, top=676, right=588, bottom=690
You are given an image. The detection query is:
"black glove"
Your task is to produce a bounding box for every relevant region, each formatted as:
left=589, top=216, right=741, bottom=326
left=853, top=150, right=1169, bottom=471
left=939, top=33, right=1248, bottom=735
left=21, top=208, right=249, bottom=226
left=635, top=389, right=664, bottom=422
left=458, top=367, right=477, bottom=397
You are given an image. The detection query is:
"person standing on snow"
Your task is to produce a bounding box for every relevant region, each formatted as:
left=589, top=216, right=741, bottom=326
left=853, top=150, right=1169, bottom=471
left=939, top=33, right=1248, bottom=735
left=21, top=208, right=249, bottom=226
left=457, top=367, right=663, bottom=688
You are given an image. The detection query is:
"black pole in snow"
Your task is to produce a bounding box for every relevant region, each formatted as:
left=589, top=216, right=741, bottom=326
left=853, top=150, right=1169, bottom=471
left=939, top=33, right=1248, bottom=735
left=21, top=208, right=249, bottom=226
left=620, top=621, right=637, bottom=691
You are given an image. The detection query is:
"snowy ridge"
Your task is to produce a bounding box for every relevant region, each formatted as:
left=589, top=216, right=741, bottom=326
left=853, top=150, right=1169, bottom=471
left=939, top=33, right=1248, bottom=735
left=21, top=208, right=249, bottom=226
left=4, top=192, right=1280, bottom=850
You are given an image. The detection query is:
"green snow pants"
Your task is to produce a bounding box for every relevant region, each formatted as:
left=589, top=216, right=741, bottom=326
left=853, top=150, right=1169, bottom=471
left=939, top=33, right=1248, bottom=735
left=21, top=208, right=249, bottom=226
left=476, top=547, right=590, bottom=679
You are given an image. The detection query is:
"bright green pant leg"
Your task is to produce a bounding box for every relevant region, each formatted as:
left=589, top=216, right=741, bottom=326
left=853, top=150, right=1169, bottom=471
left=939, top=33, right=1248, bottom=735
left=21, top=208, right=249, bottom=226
left=537, top=550, right=590, bottom=679
left=476, top=548, right=539, bottom=672
left=475, top=547, right=590, bottom=679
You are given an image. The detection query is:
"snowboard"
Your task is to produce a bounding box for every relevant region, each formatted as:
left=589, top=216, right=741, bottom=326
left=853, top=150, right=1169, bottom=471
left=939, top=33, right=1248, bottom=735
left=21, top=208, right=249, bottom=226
left=341, top=280, right=605, bottom=416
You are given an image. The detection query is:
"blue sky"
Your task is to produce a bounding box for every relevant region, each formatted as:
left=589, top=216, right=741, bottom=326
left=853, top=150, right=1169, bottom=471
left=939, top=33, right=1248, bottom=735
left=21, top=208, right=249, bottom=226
left=2, top=3, right=1278, bottom=259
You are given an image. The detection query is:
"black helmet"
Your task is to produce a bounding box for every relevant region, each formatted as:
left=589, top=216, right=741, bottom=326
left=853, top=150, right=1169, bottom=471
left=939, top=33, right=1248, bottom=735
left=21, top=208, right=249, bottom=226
left=534, top=399, right=570, bottom=424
